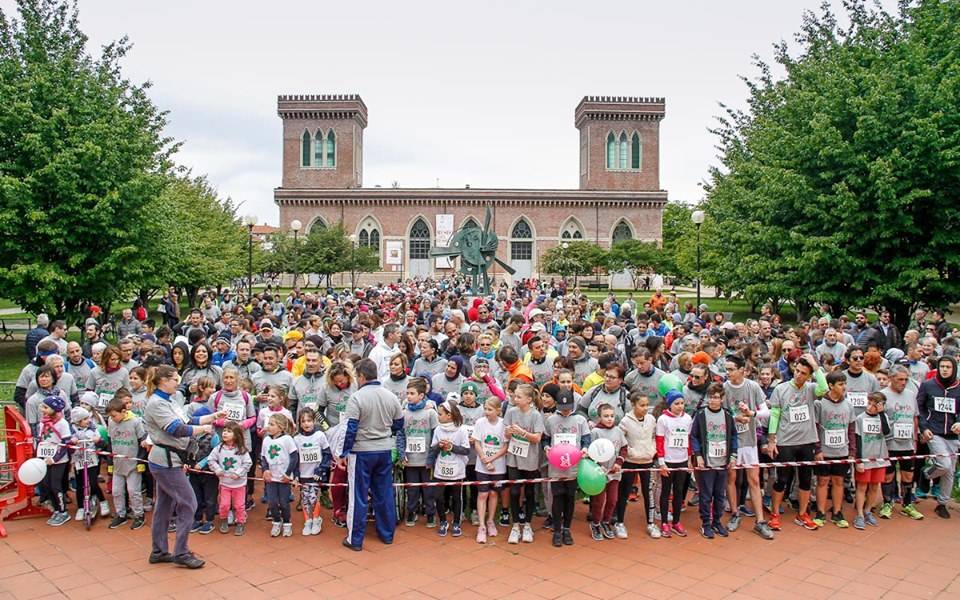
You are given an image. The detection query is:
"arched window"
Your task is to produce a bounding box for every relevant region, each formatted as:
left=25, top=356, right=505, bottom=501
left=510, top=219, right=533, bottom=261
left=409, top=218, right=431, bottom=259
left=314, top=129, right=324, bottom=166
left=357, top=217, right=381, bottom=266
left=606, top=132, right=616, bottom=170
left=358, top=229, right=369, bottom=246
left=462, top=217, right=480, bottom=230
left=301, top=130, right=311, bottom=167
left=309, top=218, right=327, bottom=234
left=326, top=129, right=336, bottom=168
left=612, top=220, right=633, bottom=245
left=369, top=229, right=380, bottom=252
left=619, top=132, right=628, bottom=169
left=561, top=220, right=584, bottom=240
left=631, top=132, right=642, bottom=170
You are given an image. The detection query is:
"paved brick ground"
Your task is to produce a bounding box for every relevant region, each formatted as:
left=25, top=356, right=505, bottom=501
left=2, top=497, right=960, bottom=600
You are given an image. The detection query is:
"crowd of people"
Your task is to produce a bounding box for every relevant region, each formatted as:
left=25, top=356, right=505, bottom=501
left=12, top=279, right=960, bottom=566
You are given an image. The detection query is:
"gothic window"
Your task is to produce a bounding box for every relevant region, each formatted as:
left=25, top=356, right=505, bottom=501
left=510, top=219, right=533, bottom=261
left=631, top=132, right=642, bottom=170
left=409, top=218, right=431, bottom=259
left=301, top=130, right=311, bottom=167
left=612, top=220, right=633, bottom=244
left=326, top=129, right=336, bottom=167
left=606, top=132, right=616, bottom=170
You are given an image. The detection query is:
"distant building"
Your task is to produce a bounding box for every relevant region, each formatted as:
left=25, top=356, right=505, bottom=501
left=274, top=94, right=667, bottom=285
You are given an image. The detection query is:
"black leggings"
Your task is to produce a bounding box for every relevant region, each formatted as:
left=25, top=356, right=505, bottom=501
left=45, top=463, right=69, bottom=512
left=773, top=443, right=815, bottom=493
left=659, top=461, right=690, bottom=525
left=550, top=479, right=578, bottom=530
left=617, top=461, right=654, bottom=524
left=435, top=482, right=464, bottom=523
left=508, top=467, right=538, bottom=523
left=247, top=435, right=262, bottom=498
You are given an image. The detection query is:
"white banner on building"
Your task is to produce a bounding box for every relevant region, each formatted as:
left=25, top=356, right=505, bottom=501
left=385, top=240, right=403, bottom=265
left=435, top=214, right=454, bottom=268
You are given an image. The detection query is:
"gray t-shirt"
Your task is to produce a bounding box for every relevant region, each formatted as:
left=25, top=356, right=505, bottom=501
left=704, top=408, right=729, bottom=468
left=342, top=382, right=403, bottom=453
left=251, top=368, right=294, bottom=406
left=881, top=386, right=918, bottom=452
left=317, top=381, right=356, bottom=427
left=503, top=405, right=545, bottom=471
left=222, top=358, right=261, bottom=383
left=814, top=397, right=855, bottom=458
left=402, top=406, right=438, bottom=467
left=591, top=425, right=628, bottom=480
left=572, top=356, right=598, bottom=387
left=144, top=394, right=191, bottom=467
left=624, top=367, right=665, bottom=401
left=769, top=380, right=819, bottom=446
left=843, top=369, right=880, bottom=415
left=723, top=379, right=767, bottom=448
left=289, top=371, right=326, bottom=415
left=411, top=355, right=446, bottom=379
left=26, top=372, right=77, bottom=403
left=855, top=411, right=889, bottom=467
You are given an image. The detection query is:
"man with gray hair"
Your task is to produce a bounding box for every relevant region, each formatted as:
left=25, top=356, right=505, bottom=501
left=815, top=328, right=846, bottom=364
left=25, top=313, right=50, bottom=360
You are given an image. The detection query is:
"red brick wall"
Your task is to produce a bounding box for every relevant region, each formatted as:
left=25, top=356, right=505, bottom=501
left=579, top=120, right=660, bottom=191
left=281, top=119, right=362, bottom=189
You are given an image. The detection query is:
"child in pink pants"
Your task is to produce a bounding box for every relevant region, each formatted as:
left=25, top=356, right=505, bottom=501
left=208, top=423, right=254, bottom=534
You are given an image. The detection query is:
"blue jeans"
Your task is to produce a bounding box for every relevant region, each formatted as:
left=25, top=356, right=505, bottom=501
left=696, top=468, right=728, bottom=526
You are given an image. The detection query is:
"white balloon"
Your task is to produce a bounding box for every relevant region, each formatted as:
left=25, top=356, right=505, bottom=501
left=588, top=438, right=615, bottom=463
left=17, top=458, right=47, bottom=486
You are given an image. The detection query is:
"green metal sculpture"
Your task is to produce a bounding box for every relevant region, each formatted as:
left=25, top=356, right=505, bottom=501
left=430, top=206, right=515, bottom=294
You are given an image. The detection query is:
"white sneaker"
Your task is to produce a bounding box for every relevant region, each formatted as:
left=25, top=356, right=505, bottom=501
left=99, top=501, right=111, bottom=517
left=227, top=510, right=235, bottom=525
left=614, top=522, right=628, bottom=539
left=311, top=517, right=323, bottom=535
left=76, top=508, right=85, bottom=521
left=470, top=512, right=480, bottom=526
left=508, top=524, right=521, bottom=544
left=302, top=519, right=313, bottom=536
left=270, top=521, right=282, bottom=537
left=282, top=523, right=293, bottom=537
left=647, top=523, right=662, bottom=539
left=521, top=523, right=534, bottom=543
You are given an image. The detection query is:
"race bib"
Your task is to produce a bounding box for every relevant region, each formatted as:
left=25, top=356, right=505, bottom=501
left=438, top=460, right=457, bottom=479
left=79, top=447, right=97, bottom=468
left=708, top=440, right=725, bottom=459
left=735, top=421, right=749, bottom=435
left=554, top=432, right=577, bottom=446
left=789, top=404, right=810, bottom=424
left=508, top=437, right=530, bottom=458
left=668, top=430, right=688, bottom=450
left=464, top=426, right=474, bottom=440
left=893, top=421, right=913, bottom=440
left=223, top=401, right=245, bottom=422
left=934, top=396, right=955, bottom=413
left=37, top=442, right=58, bottom=459
left=405, top=436, right=426, bottom=454
left=299, top=446, right=320, bottom=463
left=336, top=402, right=347, bottom=422
left=847, top=392, right=868, bottom=409
left=483, top=441, right=499, bottom=458
left=825, top=428, right=847, bottom=448
left=863, top=417, right=882, bottom=436
left=97, top=392, right=114, bottom=408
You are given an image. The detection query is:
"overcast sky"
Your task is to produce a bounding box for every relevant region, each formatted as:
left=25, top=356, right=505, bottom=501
left=6, top=0, right=900, bottom=224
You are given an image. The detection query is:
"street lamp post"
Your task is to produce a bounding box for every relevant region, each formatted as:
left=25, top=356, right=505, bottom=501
left=349, top=234, right=357, bottom=290
left=561, top=241, right=571, bottom=287
left=691, top=210, right=705, bottom=311
left=290, top=219, right=302, bottom=291
left=244, top=216, right=256, bottom=300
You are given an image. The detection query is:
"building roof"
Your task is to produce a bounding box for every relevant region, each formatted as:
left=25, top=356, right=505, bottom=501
left=251, top=224, right=279, bottom=235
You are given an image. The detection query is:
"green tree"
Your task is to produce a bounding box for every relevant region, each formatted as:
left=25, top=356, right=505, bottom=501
left=703, top=0, right=960, bottom=327
left=148, top=174, right=248, bottom=307
left=541, top=241, right=606, bottom=286
left=0, top=0, right=174, bottom=322
left=606, top=240, right=666, bottom=289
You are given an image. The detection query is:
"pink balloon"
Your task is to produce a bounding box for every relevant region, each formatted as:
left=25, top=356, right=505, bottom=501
left=547, top=443, right=582, bottom=470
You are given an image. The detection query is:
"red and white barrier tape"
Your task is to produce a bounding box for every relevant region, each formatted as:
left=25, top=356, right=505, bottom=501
left=17, top=438, right=960, bottom=489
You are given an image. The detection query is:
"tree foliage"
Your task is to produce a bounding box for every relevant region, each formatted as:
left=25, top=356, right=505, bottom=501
left=541, top=241, right=607, bottom=283
left=147, top=174, right=248, bottom=306
left=266, top=224, right=380, bottom=288
left=701, top=0, right=960, bottom=327
left=0, top=0, right=173, bottom=322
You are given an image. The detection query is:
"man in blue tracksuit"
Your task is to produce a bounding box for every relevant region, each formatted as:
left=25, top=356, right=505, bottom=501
left=338, top=358, right=405, bottom=550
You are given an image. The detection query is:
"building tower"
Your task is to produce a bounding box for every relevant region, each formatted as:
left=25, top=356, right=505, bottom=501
left=278, top=94, right=368, bottom=190
left=575, top=96, right=665, bottom=191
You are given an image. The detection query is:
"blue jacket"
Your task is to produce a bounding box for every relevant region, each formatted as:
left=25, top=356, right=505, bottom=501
left=25, top=327, right=49, bottom=361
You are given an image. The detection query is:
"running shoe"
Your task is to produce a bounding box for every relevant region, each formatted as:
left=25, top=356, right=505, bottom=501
left=831, top=512, right=850, bottom=528
left=739, top=504, right=756, bottom=517
left=753, top=521, right=775, bottom=540
left=795, top=512, right=819, bottom=530
left=699, top=525, right=715, bottom=539
left=864, top=512, right=878, bottom=527
left=660, top=523, right=672, bottom=538
left=768, top=514, right=782, bottom=531
left=853, top=515, right=865, bottom=530
left=727, top=514, right=742, bottom=532
left=878, top=502, right=893, bottom=519
left=901, top=504, right=924, bottom=520
left=672, top=523, right=688, bottom=537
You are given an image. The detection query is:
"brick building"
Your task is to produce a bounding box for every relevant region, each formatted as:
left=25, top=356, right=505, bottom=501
left=274, top=94, right=667, bottom=285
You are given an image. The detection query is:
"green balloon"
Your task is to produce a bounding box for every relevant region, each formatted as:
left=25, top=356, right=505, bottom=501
left=576, top=458, right=607, bottom=496
left=97, top=424, right=110, bottom=444
left=658, top=373, right=683, bottom=397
